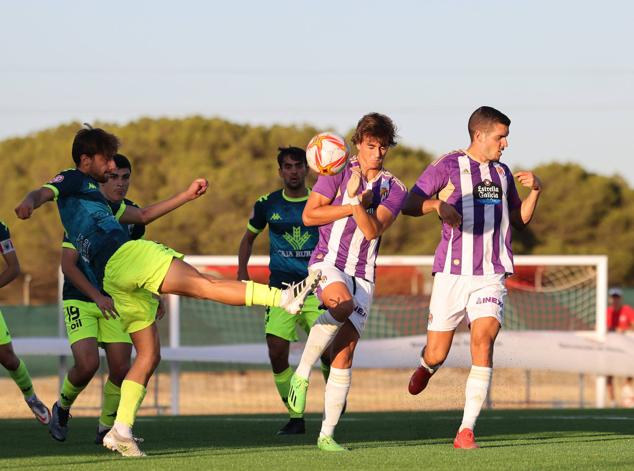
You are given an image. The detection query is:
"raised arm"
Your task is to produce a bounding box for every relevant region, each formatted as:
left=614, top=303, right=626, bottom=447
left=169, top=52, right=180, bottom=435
left=61, top=245, right=118, bottom=319
left=510, top=171, right=542, bottom=230
left=302, top=191, right=354, bottom=227
left=237, top=230, right=258, bottom=281
left=15, top=187, right=56, bottom=219
left=119, top=178, right=208, bottom=225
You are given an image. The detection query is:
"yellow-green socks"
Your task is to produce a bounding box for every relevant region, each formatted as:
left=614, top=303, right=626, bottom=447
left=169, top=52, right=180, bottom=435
left=245, top=281, right=281, bottom=307
left=99, top=380, right=121, bottom=428
left=60, top=374, right=86, bottom=409
left=115, top=379, right=146, bottom=428
left=274, top=367, right=302, bottom=418
left=8, top=359, right=34, bottom=399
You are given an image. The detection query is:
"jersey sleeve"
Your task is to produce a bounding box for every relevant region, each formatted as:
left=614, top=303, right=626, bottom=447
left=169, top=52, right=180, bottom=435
left=42, top=169, right=84, bottom=201
left=411, top=159, right=449, bottom=199
left=0, top=221, right=15, bottom=255
left=247, top=198, right=268, bottom=234
left=62, top=233, right=76, bottom=250
left=380, top=178, right=408, bottom=218
left=505, top=167, right=522, bottom=211
left=312, top=172, right=345, bottom=200
left=109, top=200, right=127, bottom=220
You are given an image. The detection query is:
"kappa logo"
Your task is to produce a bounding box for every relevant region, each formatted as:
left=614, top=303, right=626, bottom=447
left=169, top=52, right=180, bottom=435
left=88, top=182, right=97, bottom=190
left=270, top=212, right=282, bottom=221
left=496, top=166, right=505, bottom=176
left=49, top=174, right=64, bottom=184
left=428, top=313, right=434, bottom=324
left=462, top=168, right=470, bottom=174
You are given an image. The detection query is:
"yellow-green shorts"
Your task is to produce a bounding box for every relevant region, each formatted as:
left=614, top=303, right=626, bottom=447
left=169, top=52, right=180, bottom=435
left=0, top=310, right=11, bottom=345
left=63, top=299, right=131, bottom=345
left=104, top=240, right=183, bottom=334
left=264, top=294, right=324, bottom=342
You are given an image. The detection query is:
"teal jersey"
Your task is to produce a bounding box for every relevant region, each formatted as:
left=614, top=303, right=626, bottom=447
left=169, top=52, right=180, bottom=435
left=44, top=168, right=129, bottom=283
left=248, top=189, right=318, bottom=288
left=0, top=220, right=15, bottom=255
left=62, top=196, right=146, bottom=302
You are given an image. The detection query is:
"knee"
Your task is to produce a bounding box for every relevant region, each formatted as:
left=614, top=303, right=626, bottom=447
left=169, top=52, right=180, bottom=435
left=471, top=335, right=494, bottom=356
left=108, top=362, right=131, bottom=384
left=75, top=356, right=100, bottom=379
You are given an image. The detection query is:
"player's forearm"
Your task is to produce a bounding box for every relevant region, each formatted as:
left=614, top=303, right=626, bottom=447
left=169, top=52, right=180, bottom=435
left=302, top=204, right=353, bottom=226
left=351, top=205, right=382, bottom=240
left=237, top=238, right=253, bottom=280
left=62, top=264, right=103, bottom=302
left=0, top=265, right=20, bottom=290
left=137, top=191, right=191, bottom=225
left=520, top=189, right=541, bottom=225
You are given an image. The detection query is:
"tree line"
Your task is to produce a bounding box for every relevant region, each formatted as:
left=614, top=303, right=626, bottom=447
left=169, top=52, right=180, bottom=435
left=1, top=116, right=632, bottom=303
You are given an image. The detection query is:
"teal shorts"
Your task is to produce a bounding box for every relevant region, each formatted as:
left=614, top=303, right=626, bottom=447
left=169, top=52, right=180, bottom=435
left=265, top=294, right=324, bottom=342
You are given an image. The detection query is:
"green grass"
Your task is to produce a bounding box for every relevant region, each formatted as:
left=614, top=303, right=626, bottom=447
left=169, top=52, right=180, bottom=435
left=2, top=409, right=634, bottom=470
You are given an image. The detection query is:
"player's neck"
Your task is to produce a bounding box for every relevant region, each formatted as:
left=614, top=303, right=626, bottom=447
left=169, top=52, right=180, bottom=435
left=464, top=146, right=490, bottom=165
left=283, top=186, right=309, bottom=199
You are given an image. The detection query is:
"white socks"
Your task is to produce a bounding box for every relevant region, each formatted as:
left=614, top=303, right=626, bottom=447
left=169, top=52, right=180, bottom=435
left=320, top=367, right=352, bottom=437
left=459, top=365, right=492, bottom=432
left=295, top=312, right=343, bottom=379
left=114, top=421, right=133, bottom=438
left=420, top=356, right=437, bottom=374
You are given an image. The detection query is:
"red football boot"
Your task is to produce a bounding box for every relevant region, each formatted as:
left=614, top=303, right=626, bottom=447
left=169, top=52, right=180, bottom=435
left=408, top=366, right=433, bottom=395
left=453, top=428, right=480, bottom=449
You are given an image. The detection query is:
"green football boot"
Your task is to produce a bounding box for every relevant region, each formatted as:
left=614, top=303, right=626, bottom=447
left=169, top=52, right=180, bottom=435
left=287, top=374, right=309, bottom=414
left=317, top=434, right=348, bottom=452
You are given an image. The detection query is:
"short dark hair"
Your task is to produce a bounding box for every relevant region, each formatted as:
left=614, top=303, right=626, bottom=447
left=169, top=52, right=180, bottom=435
left=71, top=127, right=120, bottom=165
left=277, top=146, right=307, bottom=168
left=351, top=113, right=397, bottom=148
left=468, top=106, right=511, bottom=140
left=114, top=153, right=132, bottom=172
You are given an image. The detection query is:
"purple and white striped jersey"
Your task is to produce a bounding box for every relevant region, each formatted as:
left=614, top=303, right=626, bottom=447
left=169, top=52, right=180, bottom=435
left=412, top=150, right=522, bottom=276
left=309, top=159, right=407, bottom=283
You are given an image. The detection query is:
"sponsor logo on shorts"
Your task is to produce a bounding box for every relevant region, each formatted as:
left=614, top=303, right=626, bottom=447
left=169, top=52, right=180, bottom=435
left=353, top=305, right=367, bottom=317
left=476, top=296, right=503, bottom=307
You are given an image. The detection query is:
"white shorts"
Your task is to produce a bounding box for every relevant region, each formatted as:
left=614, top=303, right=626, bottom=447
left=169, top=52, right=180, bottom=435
left=428, top=272, right=507, bottom=332
left=310, top=261, right=374, bottom=336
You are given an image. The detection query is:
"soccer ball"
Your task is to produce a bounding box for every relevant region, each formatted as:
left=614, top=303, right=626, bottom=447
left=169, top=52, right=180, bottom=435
left=306, top=132, right=349, bottom=176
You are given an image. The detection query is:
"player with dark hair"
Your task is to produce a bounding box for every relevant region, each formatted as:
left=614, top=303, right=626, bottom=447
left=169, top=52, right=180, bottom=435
left=238, top=146, right=330, bottom=435
left=50, top=153, right=156, bottom=444
left=287, top=113, right=407, bottom=451
left=403, top=106, right=542, bottom=449
left=15, top=127, right=319, bottom=457
left=0, top=220, right=51, bottom=426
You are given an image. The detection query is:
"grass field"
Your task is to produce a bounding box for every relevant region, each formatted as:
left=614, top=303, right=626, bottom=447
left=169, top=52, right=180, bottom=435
left=2, top=409, right=634, bottom=470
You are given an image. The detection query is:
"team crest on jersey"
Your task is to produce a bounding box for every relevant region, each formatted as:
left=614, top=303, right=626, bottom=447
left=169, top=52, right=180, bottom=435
left=48, top=174, right=64, bottom=184
left=473, top=179, right=502, bottom=205
left=380, top=178, right=390, bottom=201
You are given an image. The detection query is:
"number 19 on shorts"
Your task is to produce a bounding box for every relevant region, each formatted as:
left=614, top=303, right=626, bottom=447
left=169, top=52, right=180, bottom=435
left=65, top=306, right=82, bottom=330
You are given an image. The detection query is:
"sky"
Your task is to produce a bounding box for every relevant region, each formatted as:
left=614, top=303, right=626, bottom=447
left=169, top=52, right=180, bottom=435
left=1, top=0, right=633, bottom=184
